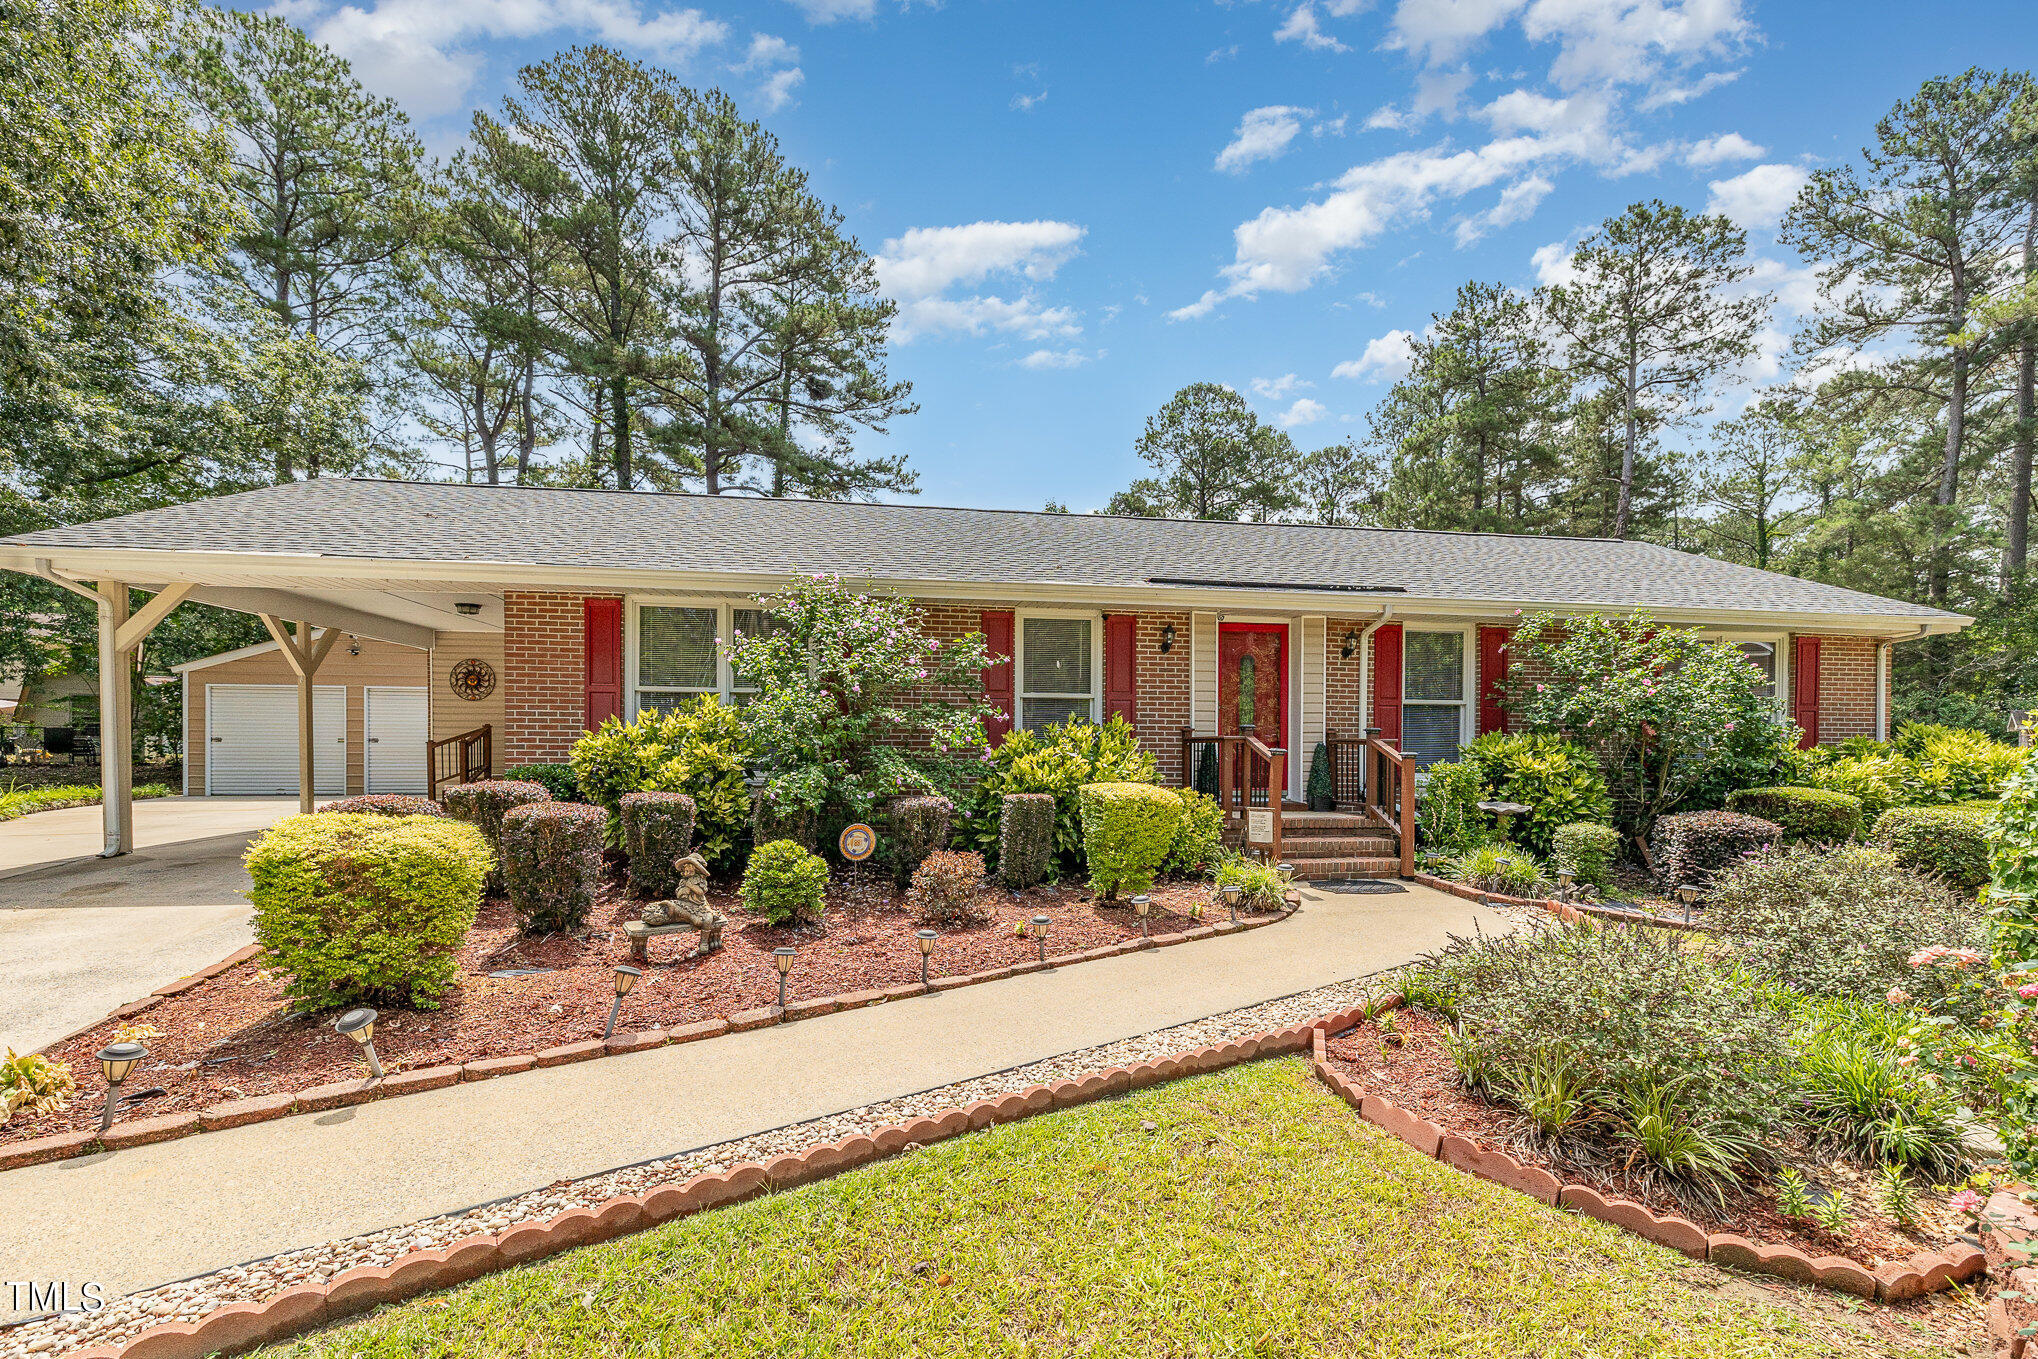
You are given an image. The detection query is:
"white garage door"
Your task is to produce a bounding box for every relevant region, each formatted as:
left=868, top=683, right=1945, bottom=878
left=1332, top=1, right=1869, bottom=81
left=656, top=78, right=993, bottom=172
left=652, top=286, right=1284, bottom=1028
left=364, top=687, right=429, bottom=794
left=207, top=685, right=347, bottom=796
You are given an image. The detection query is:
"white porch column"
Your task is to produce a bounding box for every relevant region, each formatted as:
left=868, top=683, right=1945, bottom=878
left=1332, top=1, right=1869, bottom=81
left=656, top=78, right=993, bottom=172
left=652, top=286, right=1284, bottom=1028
left=96, top=582, right=133, bottom=857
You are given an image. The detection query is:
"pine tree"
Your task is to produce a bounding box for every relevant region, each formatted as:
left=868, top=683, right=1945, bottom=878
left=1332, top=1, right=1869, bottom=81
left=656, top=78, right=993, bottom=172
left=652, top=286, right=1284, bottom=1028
left=1110, top=383, right=1299, bottom=521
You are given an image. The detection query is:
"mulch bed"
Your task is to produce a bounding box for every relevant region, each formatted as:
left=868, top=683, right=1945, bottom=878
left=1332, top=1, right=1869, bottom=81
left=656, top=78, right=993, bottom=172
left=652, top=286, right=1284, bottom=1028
left=6, top=870, right=1271, bottom=1146
left=0, top=760, right=180, bottom=793
left=1324, top=1008, right=1977, bottom=1272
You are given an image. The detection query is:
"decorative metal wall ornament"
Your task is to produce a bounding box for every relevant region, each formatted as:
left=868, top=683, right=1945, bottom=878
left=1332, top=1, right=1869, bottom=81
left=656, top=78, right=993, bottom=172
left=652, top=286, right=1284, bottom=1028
left=448, top=658, right=497, bottom=701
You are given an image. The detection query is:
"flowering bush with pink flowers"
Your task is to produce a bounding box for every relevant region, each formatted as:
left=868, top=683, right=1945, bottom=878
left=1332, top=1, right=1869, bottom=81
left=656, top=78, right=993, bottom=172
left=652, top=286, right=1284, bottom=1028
left=1500, top=612, right=1796, bottom=849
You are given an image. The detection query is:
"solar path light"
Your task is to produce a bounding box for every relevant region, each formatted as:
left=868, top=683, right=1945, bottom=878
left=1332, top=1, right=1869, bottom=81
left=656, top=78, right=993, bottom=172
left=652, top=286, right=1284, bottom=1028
left=605, top=964, right=641, bottom=1040
left=95, top=1042, right=147, bottom=1133
left=335, top=1008, right=384, bottom=1079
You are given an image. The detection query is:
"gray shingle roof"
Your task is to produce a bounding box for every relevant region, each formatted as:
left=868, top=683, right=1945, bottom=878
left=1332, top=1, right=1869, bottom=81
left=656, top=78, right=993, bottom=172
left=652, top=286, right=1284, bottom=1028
left=0, top=477, right=1960, bottom=622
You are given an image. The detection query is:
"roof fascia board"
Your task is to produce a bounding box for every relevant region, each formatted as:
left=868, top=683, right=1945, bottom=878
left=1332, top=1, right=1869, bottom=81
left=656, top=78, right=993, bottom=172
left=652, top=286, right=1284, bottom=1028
left=170, top=639, right=283, bottom=673
left=0, top=547, right=1967, bottom=636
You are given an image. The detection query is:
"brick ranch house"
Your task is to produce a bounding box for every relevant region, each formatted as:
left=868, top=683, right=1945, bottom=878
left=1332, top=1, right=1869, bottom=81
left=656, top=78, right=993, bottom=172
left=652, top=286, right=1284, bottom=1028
left=0, top=478, right=1968, bottom=875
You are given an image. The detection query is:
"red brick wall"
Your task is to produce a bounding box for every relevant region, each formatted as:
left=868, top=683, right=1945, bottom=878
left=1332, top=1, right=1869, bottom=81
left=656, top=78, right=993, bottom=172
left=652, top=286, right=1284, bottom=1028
left=502, top=591, right=618, bottom=765
left=1124, top=610, right=1191, bottom=781
left=1812, top=635, right=1878, bottom=742
left=1326, top=615, right=1369, bottom=736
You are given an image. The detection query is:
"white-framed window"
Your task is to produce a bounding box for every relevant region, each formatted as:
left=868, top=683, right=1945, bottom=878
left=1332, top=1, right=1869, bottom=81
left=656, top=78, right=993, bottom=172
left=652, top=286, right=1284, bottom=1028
left=1711, top=632, right=1789, bottom=707
left=1402, top=627, right=1473, bottom=770
left=1016, top=611, right=1101, bottom=733
left=628, top=600, right=783, bottom=714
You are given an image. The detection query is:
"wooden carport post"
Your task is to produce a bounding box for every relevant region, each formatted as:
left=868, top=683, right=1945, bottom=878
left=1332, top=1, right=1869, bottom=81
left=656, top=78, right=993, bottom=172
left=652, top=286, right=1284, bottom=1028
left=260, top=616, right=339, bottom=814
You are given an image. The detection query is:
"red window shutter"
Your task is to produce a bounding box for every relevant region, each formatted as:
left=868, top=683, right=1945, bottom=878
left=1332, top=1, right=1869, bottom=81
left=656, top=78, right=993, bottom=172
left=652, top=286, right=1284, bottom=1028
left=1477, top=626, right=1512, bottom=736
left=1792, top=635, right=1822, bottom=749
left=981, top=609, right=1015, bottom=747
left=1372, top=623, right=1403, bottom=744
left=582, top=597, right=623, bottom=732
left=1104, top=614, right=1138, bottom=726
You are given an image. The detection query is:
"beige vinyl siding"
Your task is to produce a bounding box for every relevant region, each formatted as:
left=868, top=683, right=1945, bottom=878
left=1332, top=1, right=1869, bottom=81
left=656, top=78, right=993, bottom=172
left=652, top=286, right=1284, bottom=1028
left=183, top=637, right=428, bottom=796
left=1190, top=611, right=1217, bottom=732
left=1298, top=615, right=1326, bottom=771
left=430, top=631, right=506, bottom=776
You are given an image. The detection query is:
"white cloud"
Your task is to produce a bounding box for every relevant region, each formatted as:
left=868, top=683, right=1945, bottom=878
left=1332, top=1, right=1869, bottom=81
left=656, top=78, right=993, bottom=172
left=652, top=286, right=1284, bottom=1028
left=738, top=32, right=803, bottom=111
left=1524, top=0, right=1753, bottom=91
left=755, top=65, right=804, bottom=110
left=1453, top=173, right=1553, bottom=243
left=1011, top=89, right=1048, bottom=112
left=1250, top=373, right=1313, bottom=399
left=1370, top=64, right=1480, bottom=130
left=1216, top=105, right=1311, bottom=174
left=1383, top=0, right=1525, bottom=64
left=1530, top=238, right=1578, bottom=286
left=1276, top=397, right=1331, bottom=427
left=1637, top=66, right=1741, bottom=109
left=1683, top=131, right=1762, bottom=167
left=1020, top=347, right=1096, bottom=370
left=780, top=0, right=876, bottom=20
left=1331, top=329, right=1417, bottom=382
left=309, top=0, right=730, bottom=116
left=1706, top=162, right=1808, bottom=228
left=875, top=220, right=1088, bottom=341
left=1275, top=3, right=1349, bottom=51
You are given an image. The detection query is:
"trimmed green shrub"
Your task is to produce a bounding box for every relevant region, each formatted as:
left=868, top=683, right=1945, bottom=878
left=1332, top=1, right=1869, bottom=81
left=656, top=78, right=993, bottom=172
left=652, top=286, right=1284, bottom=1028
left=741, top=839, right=829, bottom=924
left=1551, top=822, right=1620, bottom=890
left=246, top=813, right=491, bottom=1009
left=998, top=793, right=1054, bottom=889
left=442, top=779, right=551, bottom=883
left=504, top=763, right=582, bottom=802
left=1707, top=844, right=1986, bottom=1007
left=1417, top=759, right=1485, bottom=855
left=319, top=794, right=445, bottom=818
left=1871, top=801, right=1994, bottom=891
left=882, top=795, right=953, bottom=887
left=1651, top=809, right=1780, bottom=893
left=908, top=849, right=988, bottom=923
left=1165, top=788, right=1225, bottom=877
left=1452, top=841, right=1544, bottom=898
left=956, top=716, right=1157, bottom=875
left=1306, top=741, right=1334, bottom=810
left=501, top=802, right=606, bottom=934
left=570, top=699, right=751, bottom=874
left=1724, top=786, right=1864, bottom=844
left=620, top=792, right=696, bottom=898
left=1459, top=732, right=1613, bottom=857
left=1078, top=781, right=1185, bottom=898
left=752, top=793, right=817, bottom=852
left=1213, top=854, right=1293, bottom=912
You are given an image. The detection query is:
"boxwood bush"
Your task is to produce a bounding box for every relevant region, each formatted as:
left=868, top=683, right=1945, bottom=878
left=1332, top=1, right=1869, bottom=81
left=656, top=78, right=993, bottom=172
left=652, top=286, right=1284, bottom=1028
left=1551, top=821, right=1620, bottom=890
left=1651, top=809, right=1780, bottom=893
left=1165, top=788, right=1225, bottom=877
left=504, top=763, right=582, bottom=803
left=882, top=795, right=953, bottom=887
left=620, top=791, right=696, bottom=898
left=319, top=794, right=445, bottom=818
left=501, top=802, right=607, bottom=934
left=442, top=779, right=551, bottom=886
left=955, top=717, right=1156, bottom=875
left=1078, top=781, right=1185, bottom=899
left=741, top=839, right=829, bottom=924
left=247, top=813, right=491, bottom=1009
left=1724, top=786, right=1864, bottom=844
left=997, top=792, right=1055, bottom=889
left=1871, top=801, right=1995, bottom=891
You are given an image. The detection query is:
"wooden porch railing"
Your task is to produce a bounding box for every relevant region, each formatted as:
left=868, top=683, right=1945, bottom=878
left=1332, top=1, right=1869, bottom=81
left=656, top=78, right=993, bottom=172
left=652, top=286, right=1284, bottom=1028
left=428, top=724, right=492, bottom=801
left=1178, top=727, right=1284, bottom=866
left=1360, top=731, right=1416, bottom=878
left=1323, top=728, right=1368, bottom=810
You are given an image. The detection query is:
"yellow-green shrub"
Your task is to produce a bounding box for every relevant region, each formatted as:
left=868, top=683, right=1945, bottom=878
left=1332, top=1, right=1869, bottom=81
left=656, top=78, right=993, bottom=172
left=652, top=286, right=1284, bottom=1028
left=1872, top=801, right=1995, bottom=892
left=1165, top=788, right=1225, bottom=876
left=571, top=699, right=751, bottom=874
left=1078, top=781, right=1184, bottom=898
left=741, top=838, right=829, bottom=924
left=246, top=814, right=491, bottom=1010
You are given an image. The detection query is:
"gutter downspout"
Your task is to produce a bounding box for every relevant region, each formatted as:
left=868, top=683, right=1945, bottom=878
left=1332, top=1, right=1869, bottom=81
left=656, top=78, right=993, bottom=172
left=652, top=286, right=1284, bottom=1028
left=1879, top=623, right=1931, bottom=742
left=1352, top=605, right=1395, bottom=742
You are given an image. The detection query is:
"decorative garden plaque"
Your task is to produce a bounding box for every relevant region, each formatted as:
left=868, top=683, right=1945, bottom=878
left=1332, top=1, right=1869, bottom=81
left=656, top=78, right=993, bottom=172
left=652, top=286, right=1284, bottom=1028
left=449, top=658, right=497, bottom=701
left=838, top=822, right=877, bottom=861
left=1247, top=809, right=1274, bottom=844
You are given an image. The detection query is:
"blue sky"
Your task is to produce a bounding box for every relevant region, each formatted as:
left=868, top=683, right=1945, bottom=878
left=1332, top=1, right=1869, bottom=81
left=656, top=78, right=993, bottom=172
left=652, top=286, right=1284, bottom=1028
left=279, top=0, right=2038, bottom=508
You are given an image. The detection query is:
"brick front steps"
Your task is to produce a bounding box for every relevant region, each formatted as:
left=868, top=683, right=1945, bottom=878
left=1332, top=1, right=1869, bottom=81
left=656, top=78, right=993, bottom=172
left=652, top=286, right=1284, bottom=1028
left=1276, top=811, right=1401, bottom=882
left=1308, top=1009, right=1986, bottom=1306
left=3, top=905, right=1300, bottom=1175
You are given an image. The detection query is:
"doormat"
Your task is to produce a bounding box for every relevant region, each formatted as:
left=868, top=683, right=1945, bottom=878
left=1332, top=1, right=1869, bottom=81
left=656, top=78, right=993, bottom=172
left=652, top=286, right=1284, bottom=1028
left=1312, top=880, right=1408, bottom=894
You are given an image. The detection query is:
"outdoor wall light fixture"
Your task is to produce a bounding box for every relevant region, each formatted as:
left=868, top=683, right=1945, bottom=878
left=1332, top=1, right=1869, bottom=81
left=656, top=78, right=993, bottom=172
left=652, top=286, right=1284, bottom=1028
left=605, top=964, right=642, bottom=1040
left=774, top=947, right=796, bottom=1008
left=1340, top=629, right=1358, bottom=659
left=1221, top=883, right=1242, bottom=924
left=1031, top=914, right=1051, bottom=964
left=454, top=602, right=482, bottom=617
left=334, top=1007, right=384, bottom=1079
left=1159, top=624, right=1175, bottom=654
left=917, top=929, right=937, bottom=985
left=1131, top=894, right=1151, bottom=938
left=96, top=1042, right=147, bottom=1133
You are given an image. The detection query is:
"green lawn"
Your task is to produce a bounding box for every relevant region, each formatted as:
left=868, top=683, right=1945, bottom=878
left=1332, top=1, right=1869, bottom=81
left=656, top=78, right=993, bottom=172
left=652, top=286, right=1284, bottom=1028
left=274, top=1060, right=1957, bottom=1359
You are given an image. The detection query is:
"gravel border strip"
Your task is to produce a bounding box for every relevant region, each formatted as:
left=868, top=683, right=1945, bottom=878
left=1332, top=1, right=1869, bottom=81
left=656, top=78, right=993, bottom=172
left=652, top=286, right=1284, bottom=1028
left=5, top=902, right=1299, bottom=1173
left=1, top=946, right=1370, bottom=1358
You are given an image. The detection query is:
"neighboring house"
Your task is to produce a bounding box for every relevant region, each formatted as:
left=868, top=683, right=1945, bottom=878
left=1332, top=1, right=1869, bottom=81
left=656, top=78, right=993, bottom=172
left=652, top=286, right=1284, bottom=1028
left=0, top=478, right=1969, bottom=867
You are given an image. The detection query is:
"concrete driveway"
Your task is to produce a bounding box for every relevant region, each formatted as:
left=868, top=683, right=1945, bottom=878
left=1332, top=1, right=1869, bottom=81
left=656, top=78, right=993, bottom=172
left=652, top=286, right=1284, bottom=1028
left=0, top=798, right=301, bottom=1054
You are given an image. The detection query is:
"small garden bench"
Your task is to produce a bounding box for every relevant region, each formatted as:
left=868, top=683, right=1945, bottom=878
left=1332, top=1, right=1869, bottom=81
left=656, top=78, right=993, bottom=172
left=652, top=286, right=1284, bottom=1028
left=623, top=919, right=716, bottom=962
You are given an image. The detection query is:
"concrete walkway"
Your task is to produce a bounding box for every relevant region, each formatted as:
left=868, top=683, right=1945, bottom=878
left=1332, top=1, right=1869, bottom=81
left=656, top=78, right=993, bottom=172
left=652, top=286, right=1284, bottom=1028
left=0, top=798, right=300, bottom=1053
left=2, top=882, right=1504, bottom=1314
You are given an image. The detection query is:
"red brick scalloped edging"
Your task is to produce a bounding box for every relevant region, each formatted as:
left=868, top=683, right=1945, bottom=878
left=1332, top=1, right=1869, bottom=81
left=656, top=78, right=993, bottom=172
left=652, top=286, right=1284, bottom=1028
left=47, top=1006, right=1354, bottom=1358
left=1307, top=1012, right=1985, bottom=1304
left=1414, top=871, right=1708, bottom=932
left=4, top=900, right=1302, bottom=1175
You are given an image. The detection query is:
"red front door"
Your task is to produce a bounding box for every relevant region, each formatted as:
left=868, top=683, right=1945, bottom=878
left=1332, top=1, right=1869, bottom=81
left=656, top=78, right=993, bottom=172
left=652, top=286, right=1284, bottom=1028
left=1218, top=623, right=1287, bottom=751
